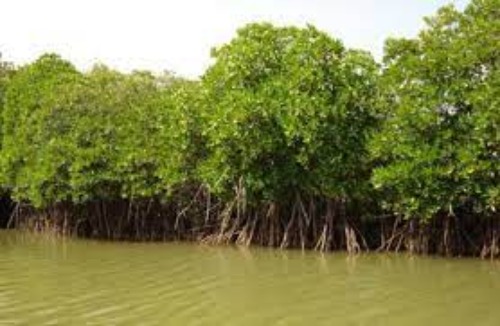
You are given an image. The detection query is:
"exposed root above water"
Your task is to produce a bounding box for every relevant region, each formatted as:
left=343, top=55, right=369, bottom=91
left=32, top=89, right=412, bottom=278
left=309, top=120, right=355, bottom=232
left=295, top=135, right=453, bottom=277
left=5, top=192, right=500, bottom=260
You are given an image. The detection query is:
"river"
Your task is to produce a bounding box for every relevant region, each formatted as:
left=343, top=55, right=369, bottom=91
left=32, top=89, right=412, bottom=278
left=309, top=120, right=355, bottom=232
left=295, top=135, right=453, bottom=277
left=0, top=230, right=499, bottom=325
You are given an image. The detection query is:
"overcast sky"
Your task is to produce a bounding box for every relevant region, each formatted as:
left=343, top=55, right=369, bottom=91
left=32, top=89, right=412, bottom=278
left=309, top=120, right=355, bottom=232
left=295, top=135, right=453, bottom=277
left=0, top=0, right=469, bottom=78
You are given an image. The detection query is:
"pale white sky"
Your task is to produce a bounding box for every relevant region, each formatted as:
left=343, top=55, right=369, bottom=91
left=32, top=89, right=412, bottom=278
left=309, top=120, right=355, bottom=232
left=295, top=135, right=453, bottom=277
left=0, top=0, right=469, bottom=78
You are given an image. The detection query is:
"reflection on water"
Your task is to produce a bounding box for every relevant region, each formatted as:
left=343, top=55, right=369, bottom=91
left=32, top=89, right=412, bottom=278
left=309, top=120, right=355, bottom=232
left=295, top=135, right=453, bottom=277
left=0, top=230, right=499, bottom=325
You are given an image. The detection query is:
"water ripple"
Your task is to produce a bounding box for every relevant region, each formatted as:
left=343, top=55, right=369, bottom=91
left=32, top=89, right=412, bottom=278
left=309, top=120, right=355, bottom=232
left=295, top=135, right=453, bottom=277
left=0, top=231, right=499, bottom=325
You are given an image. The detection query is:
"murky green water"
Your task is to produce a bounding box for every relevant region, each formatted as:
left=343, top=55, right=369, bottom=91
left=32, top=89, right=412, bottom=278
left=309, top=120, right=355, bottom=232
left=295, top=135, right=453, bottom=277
left=0, top=231, right=499, bottom=325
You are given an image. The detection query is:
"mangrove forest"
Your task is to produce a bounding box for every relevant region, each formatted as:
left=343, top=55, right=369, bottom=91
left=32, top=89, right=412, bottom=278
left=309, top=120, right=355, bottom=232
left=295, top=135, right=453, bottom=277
left=0, top=0, right=498, bottom=258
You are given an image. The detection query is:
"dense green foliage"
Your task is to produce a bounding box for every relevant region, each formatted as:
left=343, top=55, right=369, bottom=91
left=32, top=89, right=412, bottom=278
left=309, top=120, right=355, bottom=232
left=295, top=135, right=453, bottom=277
left=0, top=55, right=14, bottom=151
left=201, top=23, right=379, bottom=203
left=0, top=0, right=498, bottom=256
left=0, top=55, right=201, bottom=206
left=371, top=0, right=499, bottom=219
left=0, top=55, right=13, bottom=200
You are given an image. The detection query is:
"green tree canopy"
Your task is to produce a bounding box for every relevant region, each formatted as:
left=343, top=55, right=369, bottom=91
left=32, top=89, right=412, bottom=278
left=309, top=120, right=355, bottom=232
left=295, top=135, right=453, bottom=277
left=371, top=0, right=499, bottom=219
left=200, top=23, right=379, bottom=204
left=0, top=54, right=202, bottom=207
left=0, top=54, right=82, bottom=206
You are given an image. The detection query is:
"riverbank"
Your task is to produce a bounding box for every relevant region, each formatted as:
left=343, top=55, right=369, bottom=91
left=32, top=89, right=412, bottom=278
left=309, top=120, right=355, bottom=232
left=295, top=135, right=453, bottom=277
left=4, top=197, right=499, bottom=259
left=0, top=1, right=497, bottom=261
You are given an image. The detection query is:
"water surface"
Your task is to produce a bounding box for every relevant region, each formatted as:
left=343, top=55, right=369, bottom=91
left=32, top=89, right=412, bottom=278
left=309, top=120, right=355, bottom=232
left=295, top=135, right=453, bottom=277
left=0, top=230, right=499, bottom=325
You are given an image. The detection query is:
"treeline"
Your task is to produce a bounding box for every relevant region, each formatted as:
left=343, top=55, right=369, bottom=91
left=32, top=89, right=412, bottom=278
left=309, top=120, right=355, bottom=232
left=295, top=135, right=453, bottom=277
left=0, top=0, right=498, bottom=257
